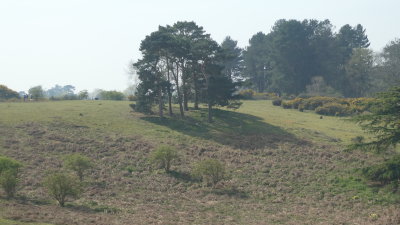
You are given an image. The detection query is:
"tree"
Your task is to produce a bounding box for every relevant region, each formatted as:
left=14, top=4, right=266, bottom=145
left=43, top=171, right=82, bottom=207
left=0, top=85, right=19, bottom=100
left=78, top=90, right=89, bottom=100
left=343, top=48, right=374, bottom=97
left=242, top=32, right=271, bottom=92
left=380, top=38, right=400, bottom=88
left=351, top=87, right=400, bottom=152
left=221, top=36, right=243, bottom=81
left=194, top=37, right=238, bottom=122
left=149, top=145, right=179, bottom=173
left=28, top=86, right=45, bottom=100
left=63, top=154, right=93, bottom=181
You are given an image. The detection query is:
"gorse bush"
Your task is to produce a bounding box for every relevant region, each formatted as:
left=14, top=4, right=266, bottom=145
left=315, top=103, right=351, bottom=116
left=277, top=96, right=376, bottom=116
left=63, top=154, right=93, bottom=181
left=149, top=145, right=179, bottom=172
left=0, top=156, right=22, bottom=198
left=43, top=171, right=82, bottom=207
left=238, top=89, right=255, bottom=100
left=272, top=98, right=282, bottom=106
left=192, top=159, right=226, bottom=187
left=362, top=155, right=400, bottom=185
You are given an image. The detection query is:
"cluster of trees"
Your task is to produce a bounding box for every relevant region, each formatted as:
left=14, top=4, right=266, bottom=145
left=0, top=85, right=20, bottom=100
left=243, top=19, right=400, bottom=97
left=133, top=21, right=240, bottom=122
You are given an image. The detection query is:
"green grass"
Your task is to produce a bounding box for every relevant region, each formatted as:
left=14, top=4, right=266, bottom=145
left=0, top=100, right=398, bottom=224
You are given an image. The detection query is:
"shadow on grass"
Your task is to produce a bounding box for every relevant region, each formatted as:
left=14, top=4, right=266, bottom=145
left=142, top=108, right=303, bottom=149
left=168, top=170, right=194, bottom=182
left=210, top=187, right=249, bottom=199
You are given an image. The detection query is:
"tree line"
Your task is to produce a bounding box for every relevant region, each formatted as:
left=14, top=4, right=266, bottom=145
left=133, top=19, right=400, bottom=117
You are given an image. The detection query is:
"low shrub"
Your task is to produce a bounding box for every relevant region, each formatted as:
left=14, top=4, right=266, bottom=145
left=127, top=95, right=137, bottom=101
left=281, top=101, right=292, bottom=109
left=238, top=89, right=255, bottom=100
left=315, top=103, right=351, bottom=116
left=0, top=170, right=18, bottom=198
left=362, top=155, right=400, bottom=185
left=192, top=159, right=226, bottom=187
left=43, top=171, right=82, bottom=207
left=149, top=145, right=179, bottom=173
left=272, top=98, right=282, bottom=106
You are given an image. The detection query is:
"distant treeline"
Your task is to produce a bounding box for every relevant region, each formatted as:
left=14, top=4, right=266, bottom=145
left=0, top=84, right=127, bottom=101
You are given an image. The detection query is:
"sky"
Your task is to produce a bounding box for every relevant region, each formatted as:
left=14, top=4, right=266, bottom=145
left=1, top=0, right=399, bottom=93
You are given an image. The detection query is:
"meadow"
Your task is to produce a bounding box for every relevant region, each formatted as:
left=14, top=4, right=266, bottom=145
left=0, top=100, right=399, bottom=224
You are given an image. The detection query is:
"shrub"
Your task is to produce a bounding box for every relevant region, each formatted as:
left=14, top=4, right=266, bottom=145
left=238, top=89, right=255, bottom=100
left=362, top=155, right=400, bottom=185
left=0, top=170, right=18, bottom=198
left=43, top=171, right=82, bottom=207
left=315, top=103, right=351, bottom=116
left=127, top=95, right=137, bottom=101
left=63, top=154, right=93, bottom=181
left=272, top=98, right=282, bottom=106
left=149, top=145, right=179, bottom=173
left=0, top=156, right=22, bottom=173
left=192, top=159, right=226, bottom=187
left=99, top=90, right=125, bottom=100
left=0, top=156, right=22, bottom=198
left=281, top=101, right=292, bottom=109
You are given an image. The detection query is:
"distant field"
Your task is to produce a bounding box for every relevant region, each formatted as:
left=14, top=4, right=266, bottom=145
left=0, top=100, right=398, bottom=224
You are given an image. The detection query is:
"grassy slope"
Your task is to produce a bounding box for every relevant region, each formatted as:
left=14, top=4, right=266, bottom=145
left=0, top=100, right=399, bottom=225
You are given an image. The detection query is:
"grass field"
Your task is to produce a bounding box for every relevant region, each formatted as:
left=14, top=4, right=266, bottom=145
left=0, top=100, right=399, bottom=224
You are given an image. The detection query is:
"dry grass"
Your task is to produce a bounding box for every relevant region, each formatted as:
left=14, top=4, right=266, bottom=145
left=0, top=100, right=399, bottom=224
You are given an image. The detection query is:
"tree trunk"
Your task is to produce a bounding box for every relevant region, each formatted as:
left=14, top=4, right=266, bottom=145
left=208, top=101, right=212, bottom=123
left=158, top=86, right=163, bottom=118
left=173, top=63, right=184, bottom=118
left=194, top=73, right=199, bottom=110
left=182, top=66, right=189, bottom=111
left=167, top=58, right=173, bottom=116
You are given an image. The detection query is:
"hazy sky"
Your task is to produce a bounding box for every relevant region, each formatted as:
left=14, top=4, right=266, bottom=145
left=1, top=0, right=399, bottom=93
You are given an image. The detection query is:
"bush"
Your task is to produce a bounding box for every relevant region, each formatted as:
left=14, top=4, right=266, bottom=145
left=99, top=90, right=125, bottom=100
left=238, top=89, right=255, bottom=100
left=192, top=159, right=226, bottom=187
left=43, top=171, right=82, bottom=207
left=315, top=103, right=351, bottom=116
left=127, top=95, right=137, bottom=101
left=149, top=145, right=179, bottom=173
left=281, top=101, right=292, bottom=109
left=63, top=154, right=93, bottom=181
left=0, top=170, right=18, bottom=198
left=272, top=98, right=282, bottom=106
left=0, top=156, right=22, bottom=173
left=362, top=155, right=400, bottom=185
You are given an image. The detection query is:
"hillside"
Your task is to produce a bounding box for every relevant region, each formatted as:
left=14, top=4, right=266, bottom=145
left=0, top=100, right=399, bottom=224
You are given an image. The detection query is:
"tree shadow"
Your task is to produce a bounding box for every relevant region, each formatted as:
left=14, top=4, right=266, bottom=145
left=168, top=170, right=194, bottom=182
left=141, top=108, right=304, bottom=149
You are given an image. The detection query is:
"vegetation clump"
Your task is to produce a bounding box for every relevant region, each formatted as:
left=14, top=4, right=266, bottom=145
left=192, top=159, right=226, bottom=187
left=43, top=171, right=82, bottom=207
left=362, top=155, right=400, bottom=185
left=63, top=154, right=93, bottom=181
left=0, top=156, right=22, bottom=198
left=149, top=145, right=179, bottom=173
